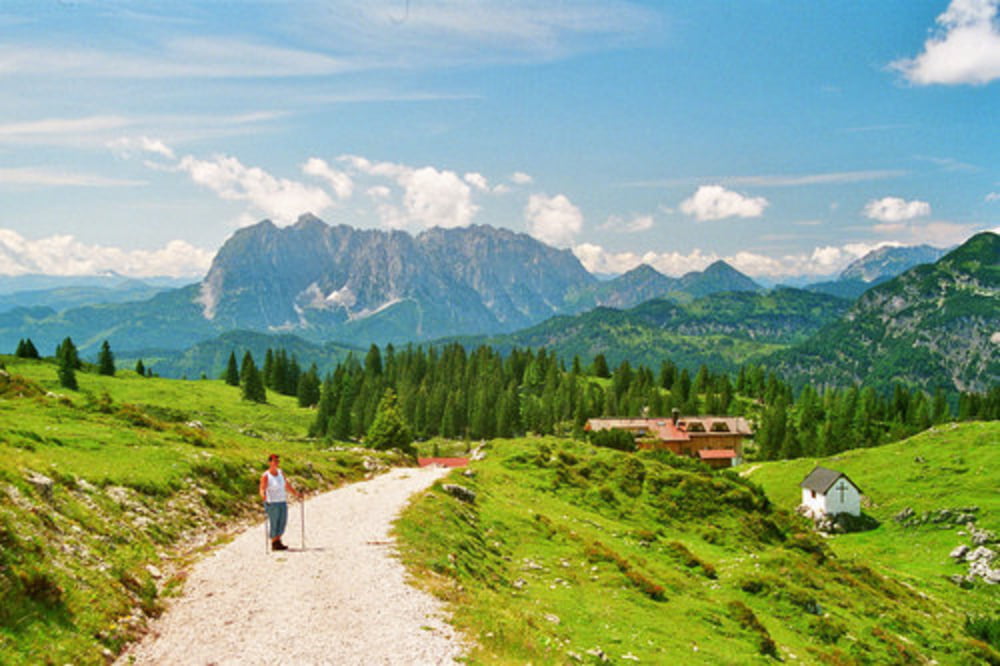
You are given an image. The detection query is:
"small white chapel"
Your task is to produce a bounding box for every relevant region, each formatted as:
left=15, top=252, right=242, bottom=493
left=799, top=466, right=862, bottom=518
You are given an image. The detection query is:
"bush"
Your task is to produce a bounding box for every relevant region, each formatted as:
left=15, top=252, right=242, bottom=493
left=588, top=428, right=636, bottom=452
left=728, top=600, right=778, bottom=658
left=967, top=614, right=1000, bottom=651
left=812, top=615, right=847, bottom=644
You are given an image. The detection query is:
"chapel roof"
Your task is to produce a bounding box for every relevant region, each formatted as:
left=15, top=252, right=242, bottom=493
left=799, top=466, right=862, bottom=494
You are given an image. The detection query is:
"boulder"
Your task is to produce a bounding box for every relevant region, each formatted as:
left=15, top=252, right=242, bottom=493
left=26, top=472, right=55, bottom=500
left=965, top=546, right=996, bottom=564
left=441, top=484, right=476, bottom=503
left=950, top=544, right=970, bottom=560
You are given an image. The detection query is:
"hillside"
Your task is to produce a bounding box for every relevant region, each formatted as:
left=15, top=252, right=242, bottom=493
left=395, top=436, right=997, bottom=663
left=773, top=232, right=1000, bottom=393
left=743, top=422, right=999, bottom=625
left=0, top=356, right=405, bottom=665
left=445, top=287, right=849, bottom=372
left=120, top=330, right=361, bottom=379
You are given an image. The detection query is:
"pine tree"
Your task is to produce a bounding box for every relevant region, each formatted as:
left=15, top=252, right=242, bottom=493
left=15, top=339, right=26, bottom=357
left=224, top=351, right=240, bottom=386
left=135, top=359, right=146, bottom=377
left=55, top=337, right=81, bottom=369
left=240, top=352, right=266, bottom=403
left=297, top=364, right=321, bottom=408
left=592, top=353, right=610, bottom=379
left=366, top=388, right=413, bottom=454
left=97, top=340, right=115, bottom=376
left=56, top=337, right=79, bottom=390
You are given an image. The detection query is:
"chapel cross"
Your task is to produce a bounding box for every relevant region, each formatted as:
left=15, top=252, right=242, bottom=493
left=836, top=480, right=848, bottom=503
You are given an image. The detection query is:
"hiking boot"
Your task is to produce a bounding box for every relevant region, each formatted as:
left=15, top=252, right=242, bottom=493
left=272, top=540, right=288, bottom=551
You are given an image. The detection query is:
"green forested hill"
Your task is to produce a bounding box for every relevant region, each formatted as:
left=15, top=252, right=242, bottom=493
left=444, top=287, right=849, bottom=372
left=772, top=232, right=1000, bottom=393
left=395, top=435, right=998, bottom=664
left=122, top=329, right=361, bottom=379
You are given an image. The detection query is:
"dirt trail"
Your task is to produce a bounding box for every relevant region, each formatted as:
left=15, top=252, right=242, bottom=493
left=118, top=466, right=463, bottom=665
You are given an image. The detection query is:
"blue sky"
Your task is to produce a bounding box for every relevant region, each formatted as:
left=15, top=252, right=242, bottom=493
left=0, top=0, right=998, bottom=280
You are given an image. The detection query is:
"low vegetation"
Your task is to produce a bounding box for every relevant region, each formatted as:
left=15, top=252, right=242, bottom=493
left=0, top=356, right=404, bottom=665
left=745, top=421, right=1000, bottom=638
left=395, top=435, right=995, bottom=663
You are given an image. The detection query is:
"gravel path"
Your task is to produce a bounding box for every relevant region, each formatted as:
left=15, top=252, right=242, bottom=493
left=119, top=466, right=464, bottom=665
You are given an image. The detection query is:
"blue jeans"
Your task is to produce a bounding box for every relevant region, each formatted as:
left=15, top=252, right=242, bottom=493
left=265, top=502, right=288, bottom=539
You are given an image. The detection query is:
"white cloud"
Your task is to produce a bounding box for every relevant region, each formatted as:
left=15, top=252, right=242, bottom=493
left=525, top=193, right=583, bottom=247
left=873, top=220, right=979, bottom=246
left=891, top=0, right=1000, bottom=85
left=987, top=192, right=1000, bottom=202
left=0, top=167, right=144, bottom=187
left=302, top=157, right=353, bottom=200
left=0, top=38, right=354, bottom=80
left=0, top=228, right=212, bottom=278
left=511, top=171, right=534, bottom=185
left=108, top=135, right=176, bottom=160
left=863, top=196, right=931, bottom=222
left=600, top=214, right=654, bottom=233
left=680, top=185, right=769, bottom=221
left=341, top=155, right=478, bottom=229
left=629, top=170, right=905, bottom=189
left=367, top=185, right=392, bottom=199
left=572, top=240, right=892, bottom=280
left=177, top=154, right=334, bottom=225
left=464, top=172, right=489, bottom=191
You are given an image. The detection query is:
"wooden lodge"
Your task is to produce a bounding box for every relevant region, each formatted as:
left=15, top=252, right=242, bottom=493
left=584, top=410, right=753, bottom=468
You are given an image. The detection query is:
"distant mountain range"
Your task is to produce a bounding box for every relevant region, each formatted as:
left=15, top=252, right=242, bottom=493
left=804, top=244, right=946, bottom=300
left=0, top=216, right=765, bottom=356
left=1, top=217, right=987, bottom=394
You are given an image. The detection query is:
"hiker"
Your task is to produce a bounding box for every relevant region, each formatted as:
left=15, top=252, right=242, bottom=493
left=259, top=453, right=302, bottom=551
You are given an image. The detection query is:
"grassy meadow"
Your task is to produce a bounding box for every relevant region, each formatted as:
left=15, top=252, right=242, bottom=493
left=394, top=433, right=1000, bottom=664
left=0, top=355, right=403, bottom=665
left=743, top=422, right=999, bottom=620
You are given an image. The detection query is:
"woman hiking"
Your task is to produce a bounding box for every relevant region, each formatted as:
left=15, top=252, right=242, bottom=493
left=259, top=453, right=302, bottom=551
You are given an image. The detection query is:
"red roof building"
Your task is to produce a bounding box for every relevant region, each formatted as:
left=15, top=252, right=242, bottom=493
left=584, top=412, right=752, bottom=467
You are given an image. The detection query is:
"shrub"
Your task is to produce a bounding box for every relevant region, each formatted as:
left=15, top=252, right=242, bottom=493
left=625, top=570, right=666, bottom=601
left=812, top=615, right=847, bottom=644
left=617, top=457, right=646, bottom=497
left=588, top=428, right=636, bottom=452
left=665, top=541, right=717, bottom=579
left=967, top=614, right=1000, bottom=651
left=728, top=600, right=778, bottom=658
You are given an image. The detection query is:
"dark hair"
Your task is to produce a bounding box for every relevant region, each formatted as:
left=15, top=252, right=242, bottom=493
left=268, top=453, right=280, bottom=462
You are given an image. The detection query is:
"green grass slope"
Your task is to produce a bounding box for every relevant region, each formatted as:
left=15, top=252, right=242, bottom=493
left=0, top=356, right=402, bottom=665
left=395, top=437, right=996, bottom=664
left=744, top=422, right=999, bottom=620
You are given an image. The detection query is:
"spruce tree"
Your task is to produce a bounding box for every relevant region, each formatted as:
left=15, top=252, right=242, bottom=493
left=240, top=352, right=266, bottom=403
left=56, top=337, right=79, bottom=390
left=55, top=337, right=81, bottom=369
left=592, top=353, right=610, bottom=379
left=366, top=388, right=413, bottom=453
left=135, top=359, right=146, bottom=377
left=15, top=339, right=26, bottom=357
left=97, top=340, right=115, bottom=376
left=224, top=351, right=240, bottom=386
left=297, top=364, right=321, bottom=407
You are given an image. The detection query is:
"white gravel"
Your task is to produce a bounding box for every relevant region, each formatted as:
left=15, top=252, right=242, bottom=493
left=119, top=466, right=464, bottom=665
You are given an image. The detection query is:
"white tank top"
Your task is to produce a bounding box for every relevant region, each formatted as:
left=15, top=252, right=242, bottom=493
left=265, top=470, right=287, bottom=502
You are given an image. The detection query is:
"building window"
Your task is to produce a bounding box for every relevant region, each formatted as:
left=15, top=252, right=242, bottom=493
left=811, top=490, right=816, bottom=499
